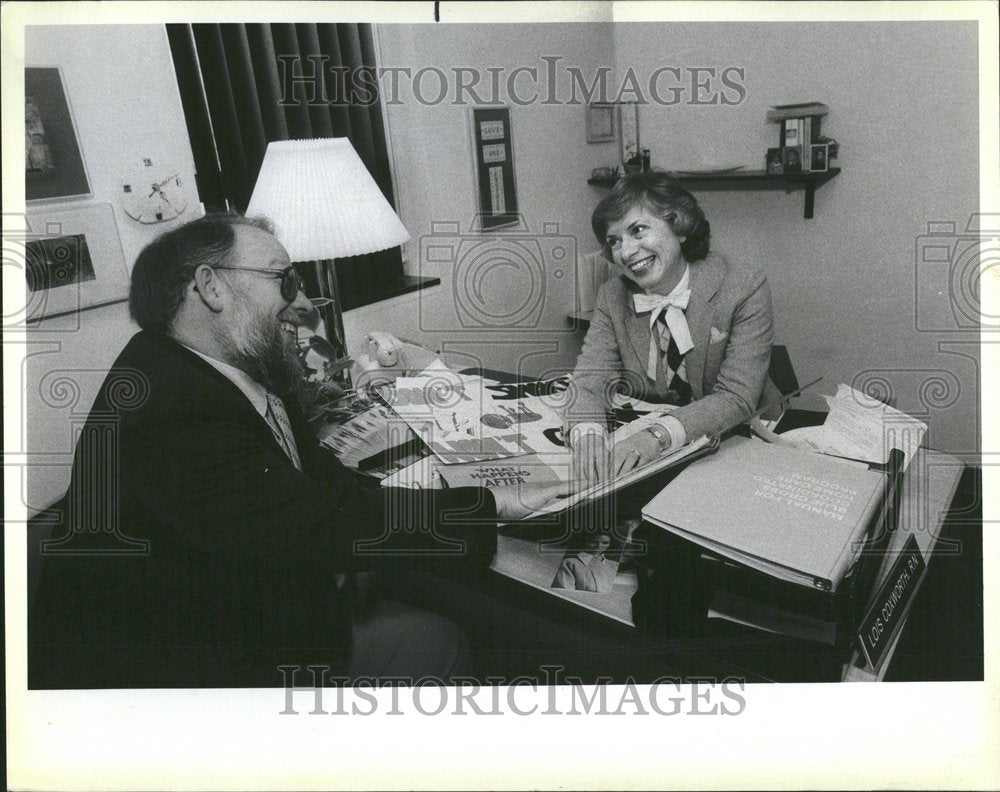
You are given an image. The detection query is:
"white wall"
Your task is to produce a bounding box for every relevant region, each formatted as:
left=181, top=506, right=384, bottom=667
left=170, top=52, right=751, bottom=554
left=613, top=21, right=981, bottom=456
left=376, top=23, right=616, bottom=379
left=22, top=24, right=201, bottom=511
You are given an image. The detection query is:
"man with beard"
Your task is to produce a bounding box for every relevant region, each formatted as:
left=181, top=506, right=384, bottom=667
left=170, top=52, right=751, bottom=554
left=29, top=214, right=569, bottom=688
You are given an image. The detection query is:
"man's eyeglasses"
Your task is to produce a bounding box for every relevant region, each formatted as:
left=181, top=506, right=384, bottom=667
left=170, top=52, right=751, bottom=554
left=213, top=265, right=306, bottom=304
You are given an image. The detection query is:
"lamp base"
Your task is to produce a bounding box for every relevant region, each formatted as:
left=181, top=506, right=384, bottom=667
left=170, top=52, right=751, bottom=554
left=298, top=258, right=352, bottom=391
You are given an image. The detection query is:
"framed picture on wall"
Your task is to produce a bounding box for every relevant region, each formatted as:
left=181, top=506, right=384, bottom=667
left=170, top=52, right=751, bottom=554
left=25, top=67, right=91, bottom=202
left=586, top=102, right=617, bottom=143
left=24, top=203, right=129, bottom=323
left=471, top=106, right=519, bottom=230
left=618, top=102, right=640, bottom=171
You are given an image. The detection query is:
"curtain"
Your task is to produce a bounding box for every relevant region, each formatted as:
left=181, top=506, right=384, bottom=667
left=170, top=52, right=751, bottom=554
left=166, top=23, right=403, bottom=308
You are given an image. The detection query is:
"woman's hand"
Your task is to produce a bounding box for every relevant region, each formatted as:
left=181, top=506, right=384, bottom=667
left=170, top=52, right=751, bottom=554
left=609, top=429, right=661, bottom=477
left=491, top=480, right=579, bottom=521
left=570, top=428, right=611, bottom=487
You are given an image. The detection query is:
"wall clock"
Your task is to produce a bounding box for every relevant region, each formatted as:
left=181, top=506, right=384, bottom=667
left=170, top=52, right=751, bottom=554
left=120, top=157, right=188, bottom=223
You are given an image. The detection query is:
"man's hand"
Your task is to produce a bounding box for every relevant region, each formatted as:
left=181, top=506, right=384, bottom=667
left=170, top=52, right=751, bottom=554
left=491, top=480, right=578, bottom=521
left=609, top=429, right=661, bottom=477
left=570, top=429, right=611, bottom=487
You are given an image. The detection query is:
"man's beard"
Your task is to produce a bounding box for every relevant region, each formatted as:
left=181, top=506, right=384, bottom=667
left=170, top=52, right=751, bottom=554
left=220, top=292, right=303, bottom=394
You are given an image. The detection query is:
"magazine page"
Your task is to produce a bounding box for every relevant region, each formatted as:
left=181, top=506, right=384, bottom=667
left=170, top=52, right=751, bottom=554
left=518, top=433, right=716, bottom=520
left=382, top=373, right=570, bottom=464
left=492, top=518, right=643, bottom=626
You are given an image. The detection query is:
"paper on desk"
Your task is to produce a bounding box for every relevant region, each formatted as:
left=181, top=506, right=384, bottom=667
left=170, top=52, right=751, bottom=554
left=318, top=404, right=414, bottom=469
left=780, top=384, right=926, bottom=470
left=492, top=533, right=638, bottom=626
left=417, top=359, right=489, bottom=387
left=384, top=373, right=570, bottom=465
left=418, top=357, right=449, bottom=373
left=379, top=453, right=443, bottom=489
left=371, top=362, right=484, bottom=403
left=437, top=452, right=570, bottom=489
left=749, top=416, right=809, bottom=449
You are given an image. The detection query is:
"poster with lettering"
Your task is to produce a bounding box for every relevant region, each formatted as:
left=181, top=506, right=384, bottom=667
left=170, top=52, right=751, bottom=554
left=382, top=373, right=572, bottom=464
left=437, top=454, right=569, bottom=489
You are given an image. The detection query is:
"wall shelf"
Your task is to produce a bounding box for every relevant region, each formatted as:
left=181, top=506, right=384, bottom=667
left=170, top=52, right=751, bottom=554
left=587, top=168, right=841, bottom=219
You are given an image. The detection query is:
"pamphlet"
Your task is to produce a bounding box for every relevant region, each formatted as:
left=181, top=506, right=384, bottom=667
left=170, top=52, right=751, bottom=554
left=318, top=404, right=417, bottom=469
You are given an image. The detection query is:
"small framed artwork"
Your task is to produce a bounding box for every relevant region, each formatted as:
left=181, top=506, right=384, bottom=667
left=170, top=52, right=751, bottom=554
left=765, top=147, right=784, bottom=174
left=782, top=145, right=803, bottom=173
left=619, top=102, right=641, bottom=172
left=24, top=203, right=129, bottom=323
left=586, top=102, right=617, bottom=143
left=472, top=106, right=518, bottom=230
left=809, top=143, right=829, bottom=172
left=25, top=67, right=91, bottom=202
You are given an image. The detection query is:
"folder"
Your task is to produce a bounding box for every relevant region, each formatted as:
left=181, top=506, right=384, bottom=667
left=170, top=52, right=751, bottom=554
left=641, top=437, right=886, bottom=593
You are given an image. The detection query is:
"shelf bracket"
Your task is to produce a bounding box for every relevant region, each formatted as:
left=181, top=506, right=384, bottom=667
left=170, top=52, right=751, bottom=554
left=804, top=182, right=816, bottom=219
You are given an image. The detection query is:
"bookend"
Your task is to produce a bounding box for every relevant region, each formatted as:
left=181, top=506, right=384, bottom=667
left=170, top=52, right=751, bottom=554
left=631, top=526, right=716, bottom=639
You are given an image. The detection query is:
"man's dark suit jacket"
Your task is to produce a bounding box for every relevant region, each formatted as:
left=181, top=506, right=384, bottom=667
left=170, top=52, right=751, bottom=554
left=29, top=331, right=497, bottom=688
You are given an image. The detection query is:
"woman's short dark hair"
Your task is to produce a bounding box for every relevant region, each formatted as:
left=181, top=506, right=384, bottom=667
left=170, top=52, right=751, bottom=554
left=591, top=170, right=711, bottom=263
left=128, top=213, right=274, bottom=334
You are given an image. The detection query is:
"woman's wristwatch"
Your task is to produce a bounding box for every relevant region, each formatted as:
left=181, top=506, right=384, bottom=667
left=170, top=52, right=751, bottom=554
left=642, top=423, right=671, bottom=454
left=565, top=422, right=607, bottom=451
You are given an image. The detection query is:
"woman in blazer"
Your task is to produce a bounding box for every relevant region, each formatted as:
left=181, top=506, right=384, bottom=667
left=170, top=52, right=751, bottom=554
left=567, top=170, right=780, bottom=484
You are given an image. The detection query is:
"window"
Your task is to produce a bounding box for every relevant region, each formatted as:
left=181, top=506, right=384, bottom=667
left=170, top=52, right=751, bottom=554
left=166, top=22, right=404, bottom=308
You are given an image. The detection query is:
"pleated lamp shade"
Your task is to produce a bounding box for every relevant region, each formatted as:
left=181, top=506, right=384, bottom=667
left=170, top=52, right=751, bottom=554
left=246, top=138, right=410, bottom=261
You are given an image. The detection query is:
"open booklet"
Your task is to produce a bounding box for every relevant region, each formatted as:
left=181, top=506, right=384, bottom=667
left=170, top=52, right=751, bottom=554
left=379, top=371, right=572, bottom=464
left=496, top=434, right=717, bottom=521
left=378, top=374, right=719, bottom=519
left=376, top=392, right=717, bottom=627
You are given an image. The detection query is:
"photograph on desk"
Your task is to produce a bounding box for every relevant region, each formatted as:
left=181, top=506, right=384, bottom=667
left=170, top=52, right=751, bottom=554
left=550, top=532, right=618, bottom=594
left=493, top=517, right=643, bottom=625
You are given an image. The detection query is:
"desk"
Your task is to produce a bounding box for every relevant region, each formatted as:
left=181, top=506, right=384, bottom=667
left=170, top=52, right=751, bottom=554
left=472, top=446, right=965, bottom=683
left=390, top=381, right=975, bottom=682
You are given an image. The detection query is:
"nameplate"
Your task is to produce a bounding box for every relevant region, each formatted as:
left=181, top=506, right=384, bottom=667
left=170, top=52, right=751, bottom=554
left=856, top=534, right=926, bottom=670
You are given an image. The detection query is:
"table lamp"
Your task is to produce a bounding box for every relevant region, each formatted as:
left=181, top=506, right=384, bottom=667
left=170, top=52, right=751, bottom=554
left=246, top=138, right=411, bottom=387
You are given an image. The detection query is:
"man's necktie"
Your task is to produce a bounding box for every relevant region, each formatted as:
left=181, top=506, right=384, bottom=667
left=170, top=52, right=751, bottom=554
left=264, top=393, right=367, bottom=599
left=632, top=291, right=694, bottom=401
left=264, top=392, right=302, bottom=470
